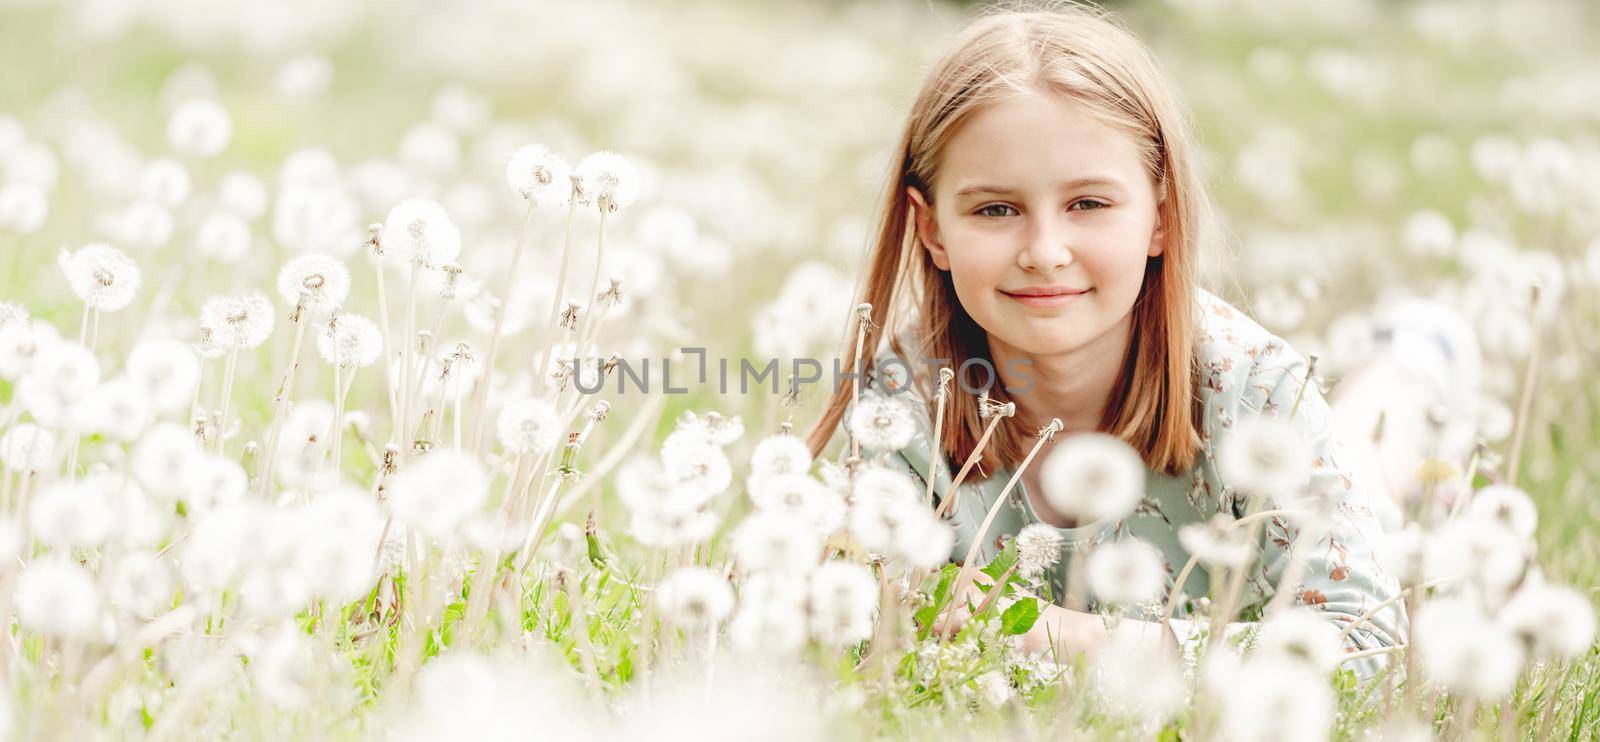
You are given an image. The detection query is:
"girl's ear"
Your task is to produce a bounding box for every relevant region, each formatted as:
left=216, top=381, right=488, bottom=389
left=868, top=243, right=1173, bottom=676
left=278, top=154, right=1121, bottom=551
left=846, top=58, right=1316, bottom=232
left=907, top=186, right=951, bottom=271
left=1147, top=206, right=1166, bottom=258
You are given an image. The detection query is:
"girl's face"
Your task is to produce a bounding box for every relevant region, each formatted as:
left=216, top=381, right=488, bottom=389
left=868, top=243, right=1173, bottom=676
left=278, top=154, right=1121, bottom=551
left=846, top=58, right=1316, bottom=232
left=910, top=91, right=1164, bottom=360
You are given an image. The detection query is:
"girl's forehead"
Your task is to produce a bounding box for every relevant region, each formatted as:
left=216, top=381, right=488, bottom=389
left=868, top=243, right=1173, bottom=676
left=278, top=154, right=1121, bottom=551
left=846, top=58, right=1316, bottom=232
left=937, top=91, right=1148, bottom=193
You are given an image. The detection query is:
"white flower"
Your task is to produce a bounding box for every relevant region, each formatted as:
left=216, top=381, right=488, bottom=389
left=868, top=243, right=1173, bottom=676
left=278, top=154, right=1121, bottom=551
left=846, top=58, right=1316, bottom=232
left=748, top=472, right=847, bottom=536
left=200, top=291, right=276, bottom=349
left=732, top=510, right=822, bottom=576
left=1092, top=621, right=1186, bottom=723
left=167, top=99, right=232, bottom=158
left=219, top=172, right=269, bottom=219
left=250, top=623, right=314, bottom=709
left=386, top=448, right=489, bottom=540
left=657, top=567, right=734, bottom=629
left=140, top=158, right=191, bottom=208
left=316, top=312, right=382, bottom=369
left=496, top=398, right=562, bottom=455
left=17, top=340, right=100, bottom=427
left=107, top=552, right=175, bottom=619
left=80, top=376, right=154, bottom=440
left=1415, top=595, right=1525, bottom=699
left=125, top=339, right=201, bottom=414
left=675, top=410, right=744, bottom=447
left=0, top=182, right=48, bottom=234
left=660, top=428, right=732, bottom=497
left=1256, top=608, right=1343, bottom=673
left=1464, top=484, right=1538, bottom=541
left=1499, top=583, right=1596, bottom=660
left=1085, top=538, right=1165, bottom=608
left=383, top=198, right=461, bottom=268
left=748, top=433, right=813, bottom=487
left=573, top=150, right=641, bottom=212
left=133, top=422, right=204, bottom=501
left=59, top=243, right=141, bottom=311
left=1374, top=521, right=1427, bottom=586
left=0, top=301, right=27, bottom=331
left=807, top=561, right=878, bottom=646
left=30, top=478, right=117, bottom=549
left=15, top=558, right=106, bottom=642
left=847, top=470, right=952, bottom=568
left=505, top=144, right=572, bottom=205
left=276, top=253, right=351, bottom=309
left=0, top=423, right=54, bottom=474
left=1217, top=417, right=1312, bottom=499
left=1015, top=523, right=1064, bottom=582
left=974, top=670, right=1013, bottom=707
left=296, top=490, right=386, bottom=602
left=274, top=184, right=360, bottom=257
left=1038, top=432, right=1145, bottom=524
left=195, top=212, right=253, bottom=262
left=1424, top=518, right=1526, bottom=598
left=182, top=454, right=248, bottom=514
left=845, top=390, right=917, bottom=452
left=0, top=317, right=57, bottom=381
left=730, top=574, right=808, bottom=655
left=1215, top=656, right=1334, bottom=742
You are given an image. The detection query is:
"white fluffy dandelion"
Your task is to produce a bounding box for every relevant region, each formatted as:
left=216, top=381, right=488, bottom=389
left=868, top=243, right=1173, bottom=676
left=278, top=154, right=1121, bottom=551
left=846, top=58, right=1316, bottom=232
left=124, top=338, right=202, bottom=414
left=845, top=389, right=917, bottom=453
left=200, top=291, right=276, bottom=349
left=0, top=423, right=55, bottom=474
left=1038, top=432, right=1145, bottom=525
left=167, top=99, right=232, bottom=158
left=383, top=198, right=461, bottom=268
left=495, top=397, right=562, bottom=455
left=573, top=150, right=641, bottom=212
left=1414, top=595, right=1525, bottom=699
left=749, top=433, right=813, bottom=484
left=1256, top=608, right=1343, bottom=673
left=1015, top=523, right=1064, bottom=582
left=1085, top=538, right=1165, bottom=608
left=316, top=312, right=382, bottom=368
left=732, top=510, right=823, bottom=575
left=657, top=566, right=735, bottom=629
left=748, top=472, right=847, bottom=536
left=385, top=447, right=489, bottom=539
left=807, top=561, right=878, bottom=647
left=0, top=182, right=48, bottom=234
left=59, top=243, right=141, bottom=312
left=1499, top=582, right=1596, bottom=660
left=15, top=558, right=106, bottom=642
left=1217, top=417, right=1312, bottom=499
left=276, top=253, right=352, bottom=309
left=505, top=144, right=572, bottom=205
left=1465, top=484, right=1539, bottom=540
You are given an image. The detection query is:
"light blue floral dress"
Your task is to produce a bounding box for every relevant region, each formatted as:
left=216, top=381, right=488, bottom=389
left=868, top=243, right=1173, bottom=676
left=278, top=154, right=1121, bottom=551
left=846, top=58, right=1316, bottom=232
left=846, top=288, right=1405, bottom=676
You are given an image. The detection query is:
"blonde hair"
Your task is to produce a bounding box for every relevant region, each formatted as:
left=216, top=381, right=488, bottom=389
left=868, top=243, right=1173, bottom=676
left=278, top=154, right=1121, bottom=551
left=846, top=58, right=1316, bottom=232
left=807, top=1, right=1216, bottom=479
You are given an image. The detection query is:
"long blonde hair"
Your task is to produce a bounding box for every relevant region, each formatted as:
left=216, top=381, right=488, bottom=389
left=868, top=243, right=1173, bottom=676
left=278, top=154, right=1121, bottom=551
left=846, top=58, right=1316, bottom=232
left=806, top=1, right=1216, bottom=479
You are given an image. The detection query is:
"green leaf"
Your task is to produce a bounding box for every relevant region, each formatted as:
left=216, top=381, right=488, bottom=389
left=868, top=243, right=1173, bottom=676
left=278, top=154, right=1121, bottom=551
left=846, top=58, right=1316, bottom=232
left=999, top=597, right=1040, bottom=635
left=980, top=536, right=1018, bottom=582
left=914, top=563, right=961, bottom=640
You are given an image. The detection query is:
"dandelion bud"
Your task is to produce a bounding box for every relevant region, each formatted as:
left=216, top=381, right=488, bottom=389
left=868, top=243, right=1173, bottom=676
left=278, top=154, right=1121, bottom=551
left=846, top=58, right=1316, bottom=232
left=440, top=262, right=464, bottom=300
left=365, top=222, right=384, bottom=255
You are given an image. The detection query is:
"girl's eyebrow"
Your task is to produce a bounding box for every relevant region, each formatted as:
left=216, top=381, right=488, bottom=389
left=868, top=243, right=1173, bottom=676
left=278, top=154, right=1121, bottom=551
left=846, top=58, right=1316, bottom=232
left=953, top=176, right=1124, bottom=199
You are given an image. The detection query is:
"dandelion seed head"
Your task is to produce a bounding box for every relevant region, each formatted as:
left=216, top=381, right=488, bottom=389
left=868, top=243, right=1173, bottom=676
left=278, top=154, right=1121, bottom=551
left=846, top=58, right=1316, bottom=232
left=59, top=243, right=141, bottom=311
left=573, top=150, right=641, bottom=213
left=15, top=558, right=106, bottom=642
left=0, top=423, right=55, bottom=474
left=383, top=197, right=461, bottom=268
left=277, top=253, right=351, bottom=309
left=1414, top=595, right=1524, bottom=699
left=107, top=551, right=176, bottom=619
left=749, top=472, right=846, bottom=536
left=133, top=422, right=205, bottom=500
left=0, top=182, right=48, bottom=234
left=496, top=397, right=562, bottom=455
left=732, top=510, right=822, bottom=576
left=385, top=447, right=489, bottom=540
left=505, top=143, right=572, bottom=205
left=1217, top=416, right=1312, bottom=499
left=807, top=561, right=878, bottom=647
left=657, top=566, right=735, bottom=629
left=1085, top=538, right=1165, bottom=608
left=140, top=158, right=192, bottom=208
left=0, top=317, right=58, bottom=381
left=1499, top=582, right=1596, bottom=660
left=125, top=338, right=202, bottom=414
left=845, top=390, right=916, bottom=452
left=199, top=291, right=275, bottom=349
left=1256, top=609, right=1343, bottom=673
left=167, top=98, right=232, bottom=158
left=1038, top=432, right=1145, bottom=525
left=17, top=340, right=100, bottom=427
left=730, top=574, right=808, bottom=655
left=1016, top=523, right=1064, bottom=582
left=1464, top=484, right=1538, bottom=540
left=218, top=171, right=269, bottom=220
left=316, top=312, right=381, bottom=369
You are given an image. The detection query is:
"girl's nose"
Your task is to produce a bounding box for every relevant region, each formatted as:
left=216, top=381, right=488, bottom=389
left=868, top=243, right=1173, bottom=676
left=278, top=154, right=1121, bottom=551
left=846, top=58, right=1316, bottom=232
left=1018, top=215, right=1074, bottom=273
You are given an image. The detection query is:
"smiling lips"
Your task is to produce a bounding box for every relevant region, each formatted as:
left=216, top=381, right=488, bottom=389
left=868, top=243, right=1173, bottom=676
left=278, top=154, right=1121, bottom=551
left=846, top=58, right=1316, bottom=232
left=1000, top=285, right=1092, bottom=308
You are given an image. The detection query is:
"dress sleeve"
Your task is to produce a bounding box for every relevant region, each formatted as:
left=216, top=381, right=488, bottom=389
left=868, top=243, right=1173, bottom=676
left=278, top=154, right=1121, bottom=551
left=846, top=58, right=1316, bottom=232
left=1179, top=347, right=1408, bottom=678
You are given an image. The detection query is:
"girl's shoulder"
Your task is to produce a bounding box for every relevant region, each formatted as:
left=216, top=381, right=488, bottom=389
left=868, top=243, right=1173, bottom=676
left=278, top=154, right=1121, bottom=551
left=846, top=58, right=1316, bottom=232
left=1192, top=287, right=1312, bottom=411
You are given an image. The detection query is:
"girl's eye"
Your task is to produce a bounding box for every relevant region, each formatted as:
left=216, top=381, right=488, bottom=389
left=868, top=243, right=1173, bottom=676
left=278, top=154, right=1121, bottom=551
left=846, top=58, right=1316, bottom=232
left=975, top=203, right=1018, bottom=218
left=1070, top=199, right=1111, bottom=211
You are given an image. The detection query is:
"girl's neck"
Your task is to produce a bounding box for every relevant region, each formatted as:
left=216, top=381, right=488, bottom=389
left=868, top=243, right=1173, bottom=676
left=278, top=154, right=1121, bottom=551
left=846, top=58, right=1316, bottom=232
left=987, top=311, right=1134, bottom=436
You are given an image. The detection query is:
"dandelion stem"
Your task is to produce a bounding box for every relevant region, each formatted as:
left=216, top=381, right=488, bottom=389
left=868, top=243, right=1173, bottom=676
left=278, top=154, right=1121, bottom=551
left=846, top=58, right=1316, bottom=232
left=925, top=368, right=953, bottom=510
left=1507, top=286, right=1542, bottom=486
left=934, top=406, right=1011, bottom=520
left=398, top=261, right=421, bottom=453
left=214, top=347, right=241, bottom=454
left=257, top=300, right=311, bottom=495
left=374, top=253, right=399, bottom=437
left=571, top=208, right=609, bottom=364
left=848, top=303, right=873, bottom=461
left=468, top=202, right=537, bottom=453
left=533, top=198, right=582, bottom=398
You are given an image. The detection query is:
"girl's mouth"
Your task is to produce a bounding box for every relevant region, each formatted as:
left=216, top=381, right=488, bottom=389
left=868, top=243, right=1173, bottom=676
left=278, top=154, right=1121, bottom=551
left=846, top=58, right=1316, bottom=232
left=1000, top=286, right=1092, bottom=308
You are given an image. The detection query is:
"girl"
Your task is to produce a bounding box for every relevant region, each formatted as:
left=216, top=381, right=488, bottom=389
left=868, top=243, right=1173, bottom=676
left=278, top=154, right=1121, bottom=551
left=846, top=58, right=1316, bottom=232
left=805, top=2, right=1404, bottom=670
